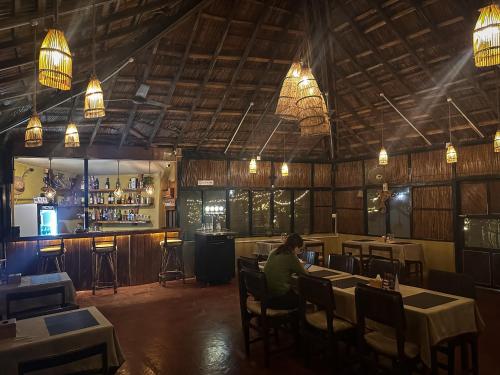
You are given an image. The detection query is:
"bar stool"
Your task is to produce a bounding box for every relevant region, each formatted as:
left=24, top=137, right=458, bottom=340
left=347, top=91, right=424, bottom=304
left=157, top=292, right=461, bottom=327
left=91, top=236, right=118, bottom=295
left=159, top=231, right=184, bottom=286
left=36, top=239, right=65, bottom=274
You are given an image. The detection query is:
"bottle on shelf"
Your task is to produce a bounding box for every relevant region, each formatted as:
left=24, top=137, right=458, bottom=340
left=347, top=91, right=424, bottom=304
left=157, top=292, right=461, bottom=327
left=89, top=194, right=94, bottom=205
left=136, top=193, right=141, bottom=204
left=95, top=177, right=100, bottom=190
left=105, top=178, right=110, bottom=189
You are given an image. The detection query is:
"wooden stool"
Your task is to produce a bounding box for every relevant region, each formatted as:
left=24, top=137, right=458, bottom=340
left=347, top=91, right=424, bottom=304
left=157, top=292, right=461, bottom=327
left=159, top=232, right=184, bottom=286
left=36, top=239, right=65, bottom=274
left=91, top=237, right=118, bottom=295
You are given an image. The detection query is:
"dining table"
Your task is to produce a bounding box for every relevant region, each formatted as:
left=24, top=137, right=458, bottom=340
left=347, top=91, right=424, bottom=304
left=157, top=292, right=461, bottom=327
left=0, top=272, right=76, bottom=319
left=0, top=306, right=125, bottom=374
left=343, top=238, right=425, bottom=264
left=255, top=238, right=325, bottom=261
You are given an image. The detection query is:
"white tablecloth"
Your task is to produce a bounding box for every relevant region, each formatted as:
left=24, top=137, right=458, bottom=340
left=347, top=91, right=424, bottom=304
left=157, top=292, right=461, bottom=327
left=0, top=306, right=125, bottom=374
left=343, top=239, right=425, bottom=264
left=255, top=239, right=325, bottom=256
left=0, top=272, right=76, bottom=318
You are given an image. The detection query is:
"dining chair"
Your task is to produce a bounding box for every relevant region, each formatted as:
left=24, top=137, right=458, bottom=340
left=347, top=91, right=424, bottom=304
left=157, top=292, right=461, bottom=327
left=327, top=253, right=357, bottom=274
left=6, top=286, right=79, bottom=320
left=18, top=342, right=108, bottom=374
left=428, top=270, right=479, bottom=375
left=237, top=256, right=260, bottom=272
left=342, top=243, right=366, bottom=272
left=36, top=239, right=66, bottom=274
left=355, top=284, right=420, bottom=374
left=366, top=257, right=401, bottom=279
left=297, top=274, right=355, bottom=369
left=238, top=268, right=299, bottom=367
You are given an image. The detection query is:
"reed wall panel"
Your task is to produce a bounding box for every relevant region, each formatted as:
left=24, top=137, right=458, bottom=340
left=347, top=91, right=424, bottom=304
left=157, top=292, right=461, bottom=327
left=411, top=150, right=452, bottom=182
left=457, top=143, right=500, bottom=177
left=489, top=181, right=500, bottom=214
left=229, top=160, right=271, bottom=188
left=335, top=190, right=363, bottom=209
left=335, top=161, right=363, bottom=188
left=313, top=163, right=332, bottom=187
left=412, top=186, right=452, bottom=209
left=313, top=206, right=332, bottom=233
left=181, top=159, right=227, bottom=187
left=337, top=209, right=364, bottom=234
left=314, top=190, right=332, bottom=207
left=364, top=155, right=408, bottom=185
left=412, top=210, right=453, bottom=241
left=275, top=162, right=311, bottom=188
left=460, top=182, right=487, bottom=215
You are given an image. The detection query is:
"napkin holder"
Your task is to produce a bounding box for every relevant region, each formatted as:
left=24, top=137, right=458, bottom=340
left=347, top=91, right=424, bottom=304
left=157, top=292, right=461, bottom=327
left=369, top=278, right=383, bottom=288
left=0, top=318, right=16, bottom=340
left=7, top=273, right=21, bottom=285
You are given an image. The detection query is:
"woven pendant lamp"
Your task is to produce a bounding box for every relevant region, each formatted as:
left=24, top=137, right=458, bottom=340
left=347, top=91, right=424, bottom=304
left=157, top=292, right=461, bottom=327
left=276, top=62, right=302, bottom=120
left=26, top=22, right=43, bottom=148
left=249, top=158, right=257, bottom=174
left=84, top=0, right=105, bottom=118
left=39, top=28, right=72, bottom=90
left=64, top=122, right=80, bottom=148
left=297, top=67, right=328, bottom=133
left=379, top=111, right=388, bottom=165
left=494, top=130, right=500, bottom=152
left=446, top=102, right=457, bottom=164
left=474, top=4, right=500, bottom=67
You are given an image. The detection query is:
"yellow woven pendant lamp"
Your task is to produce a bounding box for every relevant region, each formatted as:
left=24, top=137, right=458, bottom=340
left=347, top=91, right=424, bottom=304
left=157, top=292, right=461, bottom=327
left=474, top=4, right=500, bottom=67
left=300, top=114, right=330, bottom=136
left=494, top=130, right=500, bottom=152
left=446, top=102, right=457, bottom=164
left=25, top=23, right=42, bottom=148
left=276, top=62, right=302, bottom=120
left=64, top=122, right=80, bottom=148
left=39, top=28, right=72, bottom=90
left=297, top=67, right=328, bottom=133
left=249, top=158, right=257, bottom=174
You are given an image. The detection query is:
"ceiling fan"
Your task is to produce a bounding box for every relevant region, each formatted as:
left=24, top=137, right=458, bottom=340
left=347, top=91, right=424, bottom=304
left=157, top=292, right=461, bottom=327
left=105, top=84, right=167, bottom=108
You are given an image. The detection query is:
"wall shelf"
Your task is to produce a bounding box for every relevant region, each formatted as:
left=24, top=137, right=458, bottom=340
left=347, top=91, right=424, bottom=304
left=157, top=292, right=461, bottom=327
left=91, top=220, right=151, bottom=225
left=89, top=204, right=154, bottom=208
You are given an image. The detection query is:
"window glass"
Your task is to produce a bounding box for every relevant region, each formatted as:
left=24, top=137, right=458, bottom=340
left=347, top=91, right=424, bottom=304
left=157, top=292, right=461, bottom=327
left=252, top=191, right=271, bottom=235
left=464, top=218, right=500, bottom=249
left=273, top=190, right=291, bottom=235
left=294, top=190, right=311, bottom=234
left=389, top=187, right=411, bottom=238
left=203, top=190, right=226, bottom=230
left=367, top=189, right=386, bottom=236
left=229, top=189, right=249, bottom=236
left=179, top=190, right=202, bottom=240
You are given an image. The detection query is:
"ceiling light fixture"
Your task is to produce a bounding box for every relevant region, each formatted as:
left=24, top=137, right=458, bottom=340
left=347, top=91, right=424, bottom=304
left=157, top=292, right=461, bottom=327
left=446, top=101, right=457, bottom=164
left=379, top=111, right=388, bottom=165
left=114, top=160, right=123, bottom=198
left=473, top=4, right=500, bottom=67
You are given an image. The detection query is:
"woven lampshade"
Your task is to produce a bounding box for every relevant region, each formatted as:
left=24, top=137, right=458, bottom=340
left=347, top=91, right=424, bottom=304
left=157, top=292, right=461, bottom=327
left=281, top=162, right=289, bottom=177
left=474, top=4, right=500, bottom=67
left=494, top=130, right=500, bottom=152
left=64, top=122, right=80, bottom=148
left=276, top=62, right=301, bottom=120
left=446, top=144, right=457, bottom=164
left=249, top=158, right=257, bottom=174
left=84, top=75, right=105, bottom=118
left=297, top=67, right=328, bottom=132
left=39, top=28, right=72, bottom=90
left=299, top=113, right=330, bottom=136
left=25, top=113, right=43, bottom=148
left=379, top=147, right=388, bottom=165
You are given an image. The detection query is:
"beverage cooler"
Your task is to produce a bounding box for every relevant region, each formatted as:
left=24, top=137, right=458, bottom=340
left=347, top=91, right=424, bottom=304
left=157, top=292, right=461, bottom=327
left=14, top=203, right=58, bottom=236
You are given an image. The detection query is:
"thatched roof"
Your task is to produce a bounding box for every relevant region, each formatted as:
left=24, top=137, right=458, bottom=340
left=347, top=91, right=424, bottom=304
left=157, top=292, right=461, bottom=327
left=0, top=0, right=497, bottom=161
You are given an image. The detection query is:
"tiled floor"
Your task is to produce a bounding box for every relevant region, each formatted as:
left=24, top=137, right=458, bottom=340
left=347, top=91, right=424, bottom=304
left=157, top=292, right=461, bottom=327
left=77, top=280, right=500, bottom=374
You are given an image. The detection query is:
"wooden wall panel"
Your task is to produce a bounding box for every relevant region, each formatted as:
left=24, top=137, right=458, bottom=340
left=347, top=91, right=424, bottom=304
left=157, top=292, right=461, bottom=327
left=412, top=186, right=452, bottom=209
left=364, top=155, right=408, bottom=185
left=335, top=161, right=363, bottom=188
left=181, top=159, right=227, bottom=187
left=411, top=150, right=452, bottom=182
left=275, top=162, right=311, bottom=188
left=457, top=143, right=500, bottom=177
left=313, top=206, right=332, bottom=233
left=489, top=181, right=500, bottom=214
left=229, top=160, right=271, bottom=188
left=460, top=182, right=487, bottom=215
left=314, top=190, right=332, bottom=207
left=337, top=209, right=364, bottom=234
left=335, top=190, right=363, bottom=209
left=313, top=163, right=332, bottom=187
left=412, top=210, right=453, bottom=241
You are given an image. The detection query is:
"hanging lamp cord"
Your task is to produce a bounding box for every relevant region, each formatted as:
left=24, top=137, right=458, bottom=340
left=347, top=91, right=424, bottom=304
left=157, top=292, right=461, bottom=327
left=381, top=110, right=384, bottom=147
left=33, top=22, right=37, bottom=112
left=55, top=0, right=59, bottom=26
left=448, top=101, right=452, bottom=143
left=92, top=0, right=96, bottom=75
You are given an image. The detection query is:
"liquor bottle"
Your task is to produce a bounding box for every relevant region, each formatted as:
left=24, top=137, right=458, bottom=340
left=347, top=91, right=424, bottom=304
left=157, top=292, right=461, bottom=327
left=105, top=178, right=110, bottom=189
left=117, top=210, right=122, bottom=221
left=107, top=192, right=112, bottom=204
left=95, top=177, right=99, bottom=190
left=110, top=192, right=115, bottom=204
left=91, top=209, right=96, bottom=221
left=89, top=194, right=94, bottom=205
left=80, top=178, right=85, bottom=190
left=136, top=193, right=141, bottom=204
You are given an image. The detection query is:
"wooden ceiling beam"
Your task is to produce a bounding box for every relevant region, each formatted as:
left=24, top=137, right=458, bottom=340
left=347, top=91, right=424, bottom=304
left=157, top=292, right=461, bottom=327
left=194, top=0, right=274, bottom=150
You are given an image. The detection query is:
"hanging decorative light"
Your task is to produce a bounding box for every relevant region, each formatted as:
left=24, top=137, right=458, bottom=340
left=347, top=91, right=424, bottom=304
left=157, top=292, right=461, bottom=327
left=84, top=0, right=105, bottom=118
left=145, top=161, right=155, bottom=196
left=275, top=61, right=302, bottom=120
left=25, top=22, right=43, bottom=148
left=446, top=102, right=457, bottom=164
left=379, top=111, right=388, bottom=165
left=64, top=122, right=80, bottom=148
left=296, top=67, right=329, bottom=136
left=495, top=86, right=500, bottom=153
left=473, top=4, right=500, bottom=67
left=38, top=1, right=72, bottom=90
left=249, top=158, right=257, bottom=174
left=114, top=160, right=123, bottom=199
left=281, top=135, right=289, bottom=177
left=45, top=158, right=56, bottom=200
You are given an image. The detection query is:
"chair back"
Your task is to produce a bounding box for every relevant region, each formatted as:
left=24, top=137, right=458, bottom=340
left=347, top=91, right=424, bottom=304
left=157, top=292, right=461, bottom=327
left=92, top=236, right=117, bottom=249
left=328, top=253, right=355, bottom=274
left=366, top=258, right=400, bottom=279
left=428, top=269, right=476, bottom=299
left=237, top=256, right=259, bottom=272
left=18, top=343, right=107, bottom=374
left=6, top=286, right=68, bottom=320
left=368, top=245, right=393, bottom=261
left=241, top=268, right=269, bottom=303
left=342, top=243, right=363, bottom=258
left=355, top=284, right=407, bottom=359
left=36, top=238, right=64, bottom=252
left=298, top=250, right=318, bottom=265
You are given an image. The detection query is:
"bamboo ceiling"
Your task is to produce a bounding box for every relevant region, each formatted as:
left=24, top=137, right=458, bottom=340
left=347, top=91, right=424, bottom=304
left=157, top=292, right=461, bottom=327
left=0, top=0, right=497, bottom=161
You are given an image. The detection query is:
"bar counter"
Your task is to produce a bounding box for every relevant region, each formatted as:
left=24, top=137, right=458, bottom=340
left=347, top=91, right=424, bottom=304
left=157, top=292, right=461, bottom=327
left=4, top=228, right=180, bottom=290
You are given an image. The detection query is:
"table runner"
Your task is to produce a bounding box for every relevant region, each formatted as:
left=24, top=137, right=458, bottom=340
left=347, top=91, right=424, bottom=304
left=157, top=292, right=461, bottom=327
left=0, top=272, right=76, bottom=318
left=45, top=309, right=99, bottom=336
left=0, top=306, right=125, bottom=374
